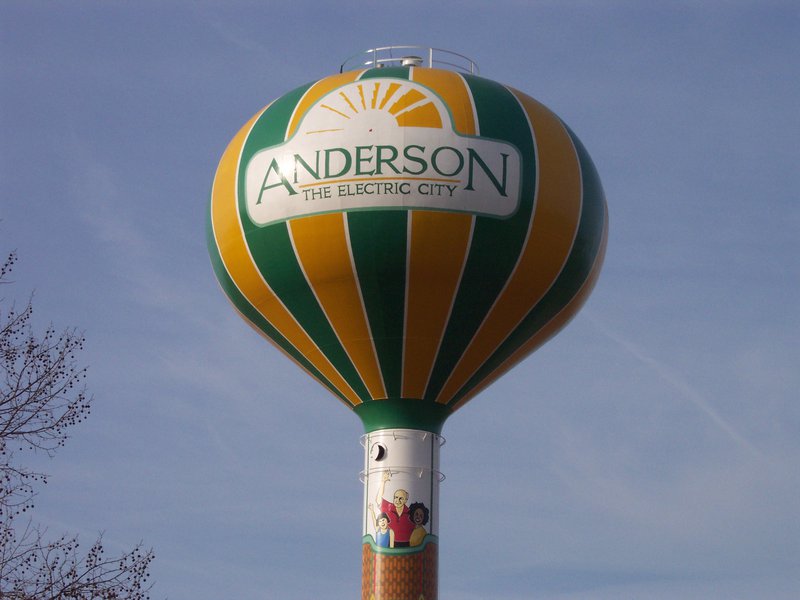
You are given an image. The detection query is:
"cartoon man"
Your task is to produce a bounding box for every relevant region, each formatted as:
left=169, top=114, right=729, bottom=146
left=375, top=470, right=414, bottom=547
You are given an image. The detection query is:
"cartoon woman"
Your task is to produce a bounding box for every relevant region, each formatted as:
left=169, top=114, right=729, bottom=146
left=408, top=502, right=430, bottom=547
left=368, top=503, right=395, bottom=548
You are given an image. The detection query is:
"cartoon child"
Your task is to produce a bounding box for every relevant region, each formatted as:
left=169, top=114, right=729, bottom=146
left=368, top=503, right=395, bottom=548
left=375, top=470, right=414, bottom=547
left=408, top=502, right=429, bottom=547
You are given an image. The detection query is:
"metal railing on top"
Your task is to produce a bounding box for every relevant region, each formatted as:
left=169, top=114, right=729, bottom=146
left=340, top=46, right=479, bottom=75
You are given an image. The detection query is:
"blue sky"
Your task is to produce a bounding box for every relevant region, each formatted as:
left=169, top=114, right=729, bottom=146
left=1, top=1, right=798, bottom=598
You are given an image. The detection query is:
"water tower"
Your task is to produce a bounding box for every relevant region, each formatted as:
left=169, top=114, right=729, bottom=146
left=207, top=46, right=607, bottom=599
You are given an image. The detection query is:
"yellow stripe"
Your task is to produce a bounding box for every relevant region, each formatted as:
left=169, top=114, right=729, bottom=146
left=402, top=212, right=474, bottom=398
left=450, top=209, right=608, bottom=411
left=211, top=107, right=362, bottom=406
left=411, top=69, right=476, bottom=135
left=436, top=89, right=583, bottom=405
left=402, top=70, right=477, bottom=398
left=286, top=70, right=363, bottom=138
left=290, top=213, right=387, bottom=400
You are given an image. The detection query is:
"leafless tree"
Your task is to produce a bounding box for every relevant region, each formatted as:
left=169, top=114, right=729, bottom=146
left=0, top=251, right=155, bottom=599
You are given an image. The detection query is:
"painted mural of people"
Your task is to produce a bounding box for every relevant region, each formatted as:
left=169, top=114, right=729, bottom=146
left=375, top=470, right=414, bottom=547
left=407, top=502, right=430, bottom=547
left=368, top=503, right=395, bottom=548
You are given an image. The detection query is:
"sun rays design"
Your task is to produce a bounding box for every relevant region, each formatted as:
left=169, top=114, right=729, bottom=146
left=312, top=81, right=445, bottom=131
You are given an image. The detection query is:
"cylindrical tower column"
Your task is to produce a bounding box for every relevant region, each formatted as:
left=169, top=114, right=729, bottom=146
left=360, top=429, right=444, bottom=600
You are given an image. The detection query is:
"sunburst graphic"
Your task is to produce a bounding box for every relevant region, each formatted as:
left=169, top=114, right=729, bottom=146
left=304, top=81, right=445, bottom=135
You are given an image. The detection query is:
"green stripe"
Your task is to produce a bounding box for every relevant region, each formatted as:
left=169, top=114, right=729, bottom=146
left=206, top=202, right=352, bottom=407
left=347, top=211, right=408, bottom=399
left=358, top=67, right=412, bottom=80
left=237, top=83, right=373, bottom=403
left=423, top=75, right=537, bottom=402
left=354, top=399, right=450, bottom=434
left=362, top=533, right=439, bottom=554
left=448, top=124, right=607, bottom=407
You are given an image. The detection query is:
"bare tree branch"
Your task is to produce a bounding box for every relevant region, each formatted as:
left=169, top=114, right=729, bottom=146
left=0, top=251, right=155, bottom=599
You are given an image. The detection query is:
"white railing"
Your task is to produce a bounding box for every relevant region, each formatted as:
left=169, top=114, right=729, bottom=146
left=340, top=46, right=479, bottom=75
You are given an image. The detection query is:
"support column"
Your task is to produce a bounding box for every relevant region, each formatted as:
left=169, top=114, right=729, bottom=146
left=360, top=429, right=444, bottom=600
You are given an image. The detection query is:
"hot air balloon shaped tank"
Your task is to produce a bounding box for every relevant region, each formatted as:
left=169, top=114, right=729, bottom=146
left=207, top=46, right=608, bottom=600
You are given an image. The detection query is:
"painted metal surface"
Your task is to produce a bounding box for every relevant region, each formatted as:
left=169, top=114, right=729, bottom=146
left=360, top=429, right=442, bottom=599
left=207, top=66, right=607, bottom=436
left=208, top=59, right=607, bottom=600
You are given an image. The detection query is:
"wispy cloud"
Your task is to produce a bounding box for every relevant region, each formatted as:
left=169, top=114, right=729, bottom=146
left=64, top=134, right=216, bottom=319
left=190, top=3, right=285, bottom=57
left=585, top=311, right=764, bottom=459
